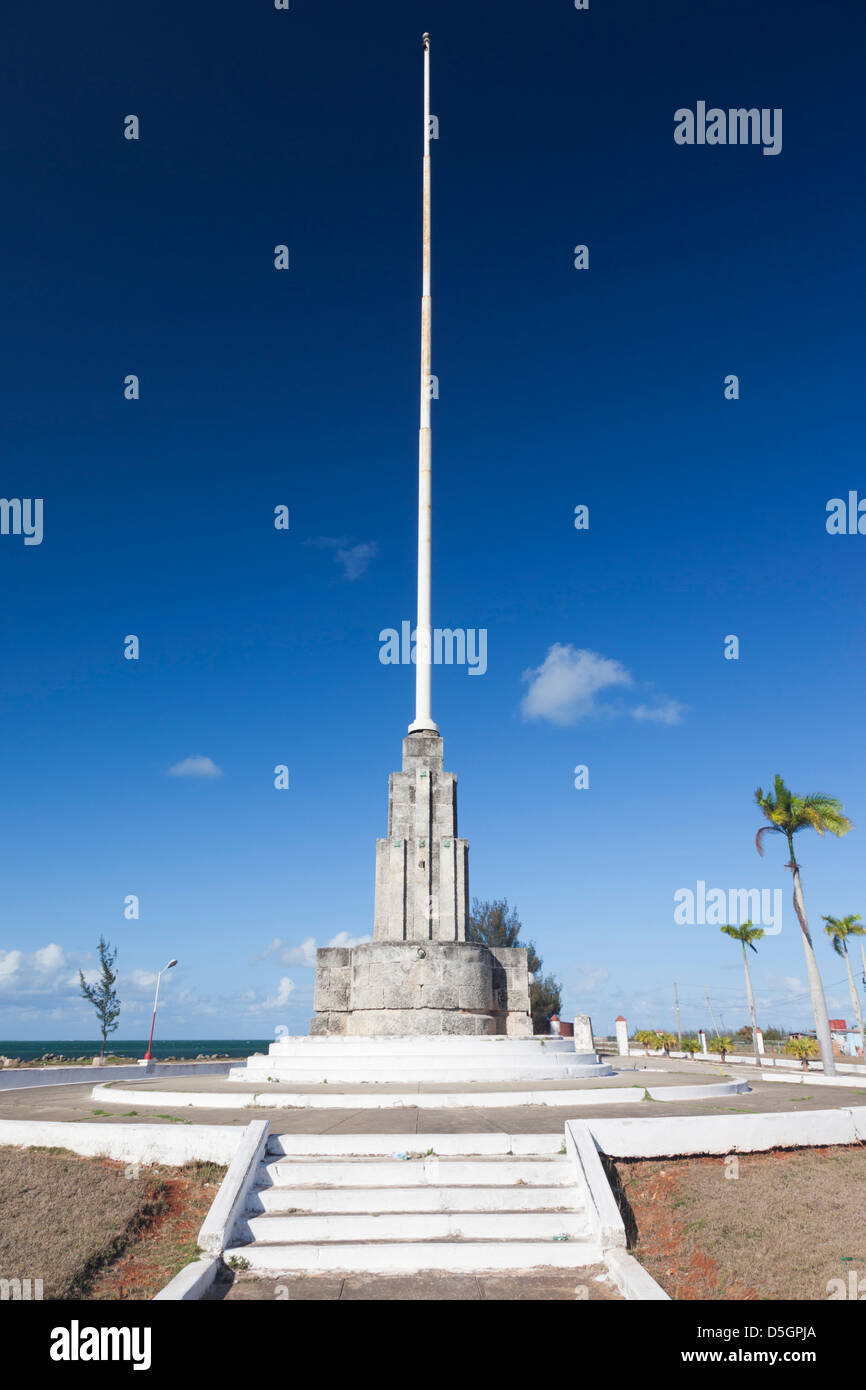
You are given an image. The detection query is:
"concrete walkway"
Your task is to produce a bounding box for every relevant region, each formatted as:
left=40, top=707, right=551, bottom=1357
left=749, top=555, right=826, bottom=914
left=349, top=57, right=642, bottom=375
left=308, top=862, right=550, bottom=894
left=1, top=1060, right=863, bottom=1135
left=205, top=1267, right=622, bottom=1300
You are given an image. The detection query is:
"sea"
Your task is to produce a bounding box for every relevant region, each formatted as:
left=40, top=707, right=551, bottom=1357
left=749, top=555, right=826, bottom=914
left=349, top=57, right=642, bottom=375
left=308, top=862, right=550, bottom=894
left=0, top=1039, right=271, bottom=1063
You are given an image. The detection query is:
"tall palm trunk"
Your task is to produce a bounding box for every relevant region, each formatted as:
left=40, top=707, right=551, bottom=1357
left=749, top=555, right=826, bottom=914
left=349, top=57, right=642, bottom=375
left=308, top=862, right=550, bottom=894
left=842, top=945, right=865, bottom=1066
left=788, top=835, right=836, bottom=1076
left=741, top=943, right=761, bottom=1068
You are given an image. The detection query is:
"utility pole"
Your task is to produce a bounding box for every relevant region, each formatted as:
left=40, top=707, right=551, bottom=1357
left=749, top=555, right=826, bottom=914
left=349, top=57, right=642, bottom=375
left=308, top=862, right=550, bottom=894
left=704, top=987, right=720, bottom=1038
left=673, top=982, right=681, bottom=1044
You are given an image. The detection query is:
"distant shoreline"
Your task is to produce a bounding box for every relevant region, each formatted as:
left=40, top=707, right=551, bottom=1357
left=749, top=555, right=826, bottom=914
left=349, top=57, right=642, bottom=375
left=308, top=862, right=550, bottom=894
left=0, top=1039, right=270, bottom=1065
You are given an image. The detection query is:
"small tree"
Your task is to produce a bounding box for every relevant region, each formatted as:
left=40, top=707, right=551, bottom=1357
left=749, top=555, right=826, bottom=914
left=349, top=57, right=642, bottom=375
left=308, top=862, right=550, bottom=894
left=79, top=937, right=120, bottom=1062
left=681, top=1037, right=700, bottom=1058
left=657, top=1031, right=676, bottom=1057
left=467, top=898, right=562, bottom=1034
left=708, top=1035, right=733, bottom=1063
left=633, top=1029, right=655, bottom=1056
left=785, top=1035, right=819, bottom=1070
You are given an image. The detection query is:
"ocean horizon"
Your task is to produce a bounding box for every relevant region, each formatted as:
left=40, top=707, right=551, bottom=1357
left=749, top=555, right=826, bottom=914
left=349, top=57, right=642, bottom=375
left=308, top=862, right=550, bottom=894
left=0, top=1039, right=272, bottom=1062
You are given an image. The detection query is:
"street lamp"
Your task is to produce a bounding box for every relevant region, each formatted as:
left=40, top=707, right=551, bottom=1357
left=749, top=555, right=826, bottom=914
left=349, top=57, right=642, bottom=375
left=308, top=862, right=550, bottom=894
left=144, top=959, right=178, bottom=1061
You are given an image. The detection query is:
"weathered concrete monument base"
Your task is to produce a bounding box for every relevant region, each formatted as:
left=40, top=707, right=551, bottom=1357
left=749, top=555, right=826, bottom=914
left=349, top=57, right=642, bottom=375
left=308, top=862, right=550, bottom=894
left=312, top=941, right=532, bottom=1037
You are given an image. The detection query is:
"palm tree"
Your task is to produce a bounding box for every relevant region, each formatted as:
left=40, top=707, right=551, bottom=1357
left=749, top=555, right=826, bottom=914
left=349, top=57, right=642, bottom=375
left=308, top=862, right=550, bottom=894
left=823, top=914, right=866, bottom=1065
left=720, top=921, right=765, bottom=1068
left=755, top=775, right=853, bottom=1077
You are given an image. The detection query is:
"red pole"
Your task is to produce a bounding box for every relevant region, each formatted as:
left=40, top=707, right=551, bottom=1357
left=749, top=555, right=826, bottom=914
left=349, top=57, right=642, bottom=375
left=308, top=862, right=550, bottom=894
left=144, top=1005, right=157, bottom=1061
left=144, top=971, right=162, bottom=1061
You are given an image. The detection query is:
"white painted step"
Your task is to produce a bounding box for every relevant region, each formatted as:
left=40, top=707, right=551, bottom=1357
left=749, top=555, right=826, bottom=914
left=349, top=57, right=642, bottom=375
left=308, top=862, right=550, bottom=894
left=235, top=1063, right=609, bottom=1082
left=230, top=1240, right=604, bottom=1273
left=264, top=1037, right=583, bottom=1056
left=265, top=1132, right=565, bottom=1157
left=250, top=1184, right=581, bottom=1214
left=241, top=1210, right=590, bottom=1243
left=261, top=1157, right=574, bottom=1188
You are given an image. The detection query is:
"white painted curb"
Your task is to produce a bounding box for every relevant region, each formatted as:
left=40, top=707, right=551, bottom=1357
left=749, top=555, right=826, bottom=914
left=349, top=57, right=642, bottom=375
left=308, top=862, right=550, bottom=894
left=0, top=1062, right=232, bottom=1093
left=565, top=1121, right=626, bottom=1250
left=153, top=1254, right=222, bottom=1301
left=0, top=1119, right=249, bottom=1166
left=587, top=1107, right=861, bottom=1158
left=605, top=1249, right=670, bottom=1300
left=198, top=1120, right=270, bottom=1255
left=89, top=1078, right=749, bottom=1112
left=744, top=1070, right=866, bottom=1089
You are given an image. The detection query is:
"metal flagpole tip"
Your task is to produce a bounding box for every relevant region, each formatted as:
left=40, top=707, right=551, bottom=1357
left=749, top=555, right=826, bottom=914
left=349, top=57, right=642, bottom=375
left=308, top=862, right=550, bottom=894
left=422, top=32, right=431, bottom=49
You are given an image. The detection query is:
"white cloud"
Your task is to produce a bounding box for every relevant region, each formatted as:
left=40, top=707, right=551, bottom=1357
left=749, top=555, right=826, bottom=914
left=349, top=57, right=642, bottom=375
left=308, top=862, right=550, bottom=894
left=0, top=949, right=24, bottom=983
left=167, top=755, right=223, bottom=779
left=521, top=646, right=632, bottom=725
left=313, top=537, right=378, bottom=582
left=631, top=700, right=686, bottom=726
left=34, top=943, right=66, bottom=973
left=129, top=969, right=157, bottom=990
left=521, top=644, right=685, bottom=727
left=253, top=932, right=372, bottom=966
left=335, top=542, right=378, bottom=581
left=327, top=931, right=373, bottom=949
left=573, top=965, right=610, bottom=995
left=253, top=936, right=318, bottom=968
left=249, top=977, right=296, bottom=1013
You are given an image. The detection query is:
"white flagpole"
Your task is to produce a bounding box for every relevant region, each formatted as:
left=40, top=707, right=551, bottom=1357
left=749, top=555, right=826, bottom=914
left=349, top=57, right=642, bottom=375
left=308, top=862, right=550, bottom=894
left=409, top=32, right=438, bottom=734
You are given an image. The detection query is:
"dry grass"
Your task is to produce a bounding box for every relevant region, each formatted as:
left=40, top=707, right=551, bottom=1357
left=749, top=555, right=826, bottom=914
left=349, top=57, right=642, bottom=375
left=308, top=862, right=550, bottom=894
left=0, top=1147, right=225, bottom=1300
left=88, top=1160, right=225, bottom=1301
left=613, top=1145, right=866, bottom=1300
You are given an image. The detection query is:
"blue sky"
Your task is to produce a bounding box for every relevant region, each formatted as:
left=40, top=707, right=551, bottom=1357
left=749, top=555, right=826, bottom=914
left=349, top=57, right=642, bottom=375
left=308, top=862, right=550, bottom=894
left=2, top=0, right=864, bottom=1043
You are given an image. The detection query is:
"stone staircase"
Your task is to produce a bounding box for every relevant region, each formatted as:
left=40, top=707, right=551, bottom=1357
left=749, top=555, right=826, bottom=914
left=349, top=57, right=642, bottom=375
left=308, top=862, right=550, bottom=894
left=225, top=1134, right=604, bottom=1273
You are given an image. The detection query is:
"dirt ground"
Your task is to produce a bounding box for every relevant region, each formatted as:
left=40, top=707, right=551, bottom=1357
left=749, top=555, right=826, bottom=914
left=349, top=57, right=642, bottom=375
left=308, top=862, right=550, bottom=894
left=0, top=1146, right=224, bottom=1300
left=612, top=1144, right=866, bottom=1300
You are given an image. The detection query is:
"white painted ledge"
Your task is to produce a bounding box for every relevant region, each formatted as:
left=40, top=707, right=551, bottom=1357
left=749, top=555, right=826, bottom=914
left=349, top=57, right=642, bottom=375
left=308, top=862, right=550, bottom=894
left=605, top=1249, right=670, bottom=1300
left=566, top=1120, right=626, bottom=1250
left=198, top=1120, right=270, bottom=1255
left=587, top=1107, right=864, bottom=1158
left=0, top=1118, right=248, bottom=1166
left=90, top=1077, right=748, bottom=1112
left=153, top=1255, right=222, bottom=1301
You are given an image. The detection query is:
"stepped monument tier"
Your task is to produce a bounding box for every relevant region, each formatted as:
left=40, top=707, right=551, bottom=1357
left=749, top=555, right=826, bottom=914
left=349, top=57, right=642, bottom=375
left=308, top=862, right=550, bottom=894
left=311, top=732, right=534, bottom=1038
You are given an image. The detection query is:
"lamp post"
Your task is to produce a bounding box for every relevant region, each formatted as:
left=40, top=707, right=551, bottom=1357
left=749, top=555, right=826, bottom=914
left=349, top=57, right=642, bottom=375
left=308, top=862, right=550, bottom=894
left=143, top=959, right=177, bottom=1061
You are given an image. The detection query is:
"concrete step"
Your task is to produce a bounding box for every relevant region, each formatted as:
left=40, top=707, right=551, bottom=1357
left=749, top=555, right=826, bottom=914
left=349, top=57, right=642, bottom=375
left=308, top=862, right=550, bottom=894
left=260, top=1156, right=574, bottom=1189
left=229, top=1239, right=604, bottom=1273
left=235, top=1062, right=609, bottom=1082
left=262, top=1037, right=582, bottom=1056
left=242, top=1210, right=590, bottom=1243
left=250, top=1184, right=581, bottom=1214
left=265, top=1132, right=565, bottom=1158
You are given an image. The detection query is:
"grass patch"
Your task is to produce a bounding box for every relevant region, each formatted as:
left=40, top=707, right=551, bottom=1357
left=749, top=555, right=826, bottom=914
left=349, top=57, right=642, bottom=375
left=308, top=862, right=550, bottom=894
left=0, top=1146, right=167, bottom=1299
left=0, top=1146, right=227, bottom=1301
left=614, top=1145, right=866, bottom=1300
left=88, top=1160, right=226, bottom=1300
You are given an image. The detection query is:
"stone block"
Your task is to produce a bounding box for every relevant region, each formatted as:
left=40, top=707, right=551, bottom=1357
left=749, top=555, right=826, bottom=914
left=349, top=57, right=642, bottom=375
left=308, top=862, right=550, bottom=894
left=313, top=966, right=350, bottom=1013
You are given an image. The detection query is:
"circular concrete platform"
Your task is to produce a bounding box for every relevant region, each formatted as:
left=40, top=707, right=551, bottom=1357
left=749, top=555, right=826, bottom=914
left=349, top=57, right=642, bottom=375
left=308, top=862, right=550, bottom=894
left=233, top=1035, right=615, bottom=1084
left=90, top=1070, right=752, bottom=1112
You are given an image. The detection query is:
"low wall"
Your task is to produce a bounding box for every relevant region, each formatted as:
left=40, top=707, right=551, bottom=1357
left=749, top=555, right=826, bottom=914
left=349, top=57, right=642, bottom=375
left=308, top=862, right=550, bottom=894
left=0, top=1061, right=233, bottom=1093
left=587, top=1106, right=866, bottom=1158
left=0, top=1119, right=248, bottom=1166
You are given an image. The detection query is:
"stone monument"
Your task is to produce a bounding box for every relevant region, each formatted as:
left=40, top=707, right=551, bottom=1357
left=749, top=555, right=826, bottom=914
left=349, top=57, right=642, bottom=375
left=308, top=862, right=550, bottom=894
left=311, top=34, right=531, bottom=1039
left=244, top=36, right=611, bottom=1085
